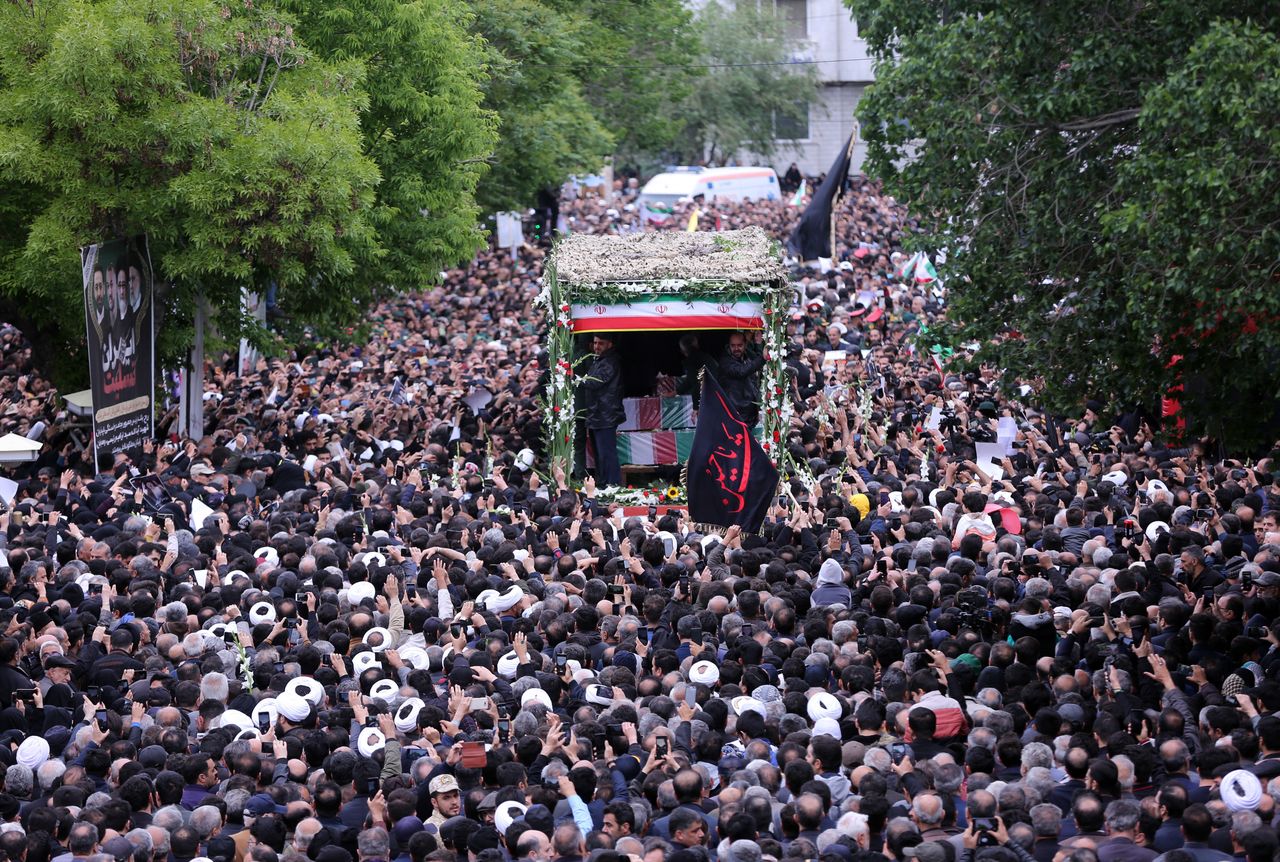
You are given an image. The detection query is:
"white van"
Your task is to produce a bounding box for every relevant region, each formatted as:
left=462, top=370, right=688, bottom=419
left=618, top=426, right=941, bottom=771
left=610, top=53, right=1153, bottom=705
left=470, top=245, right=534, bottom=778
left=638, top=166, right=781, bottom=218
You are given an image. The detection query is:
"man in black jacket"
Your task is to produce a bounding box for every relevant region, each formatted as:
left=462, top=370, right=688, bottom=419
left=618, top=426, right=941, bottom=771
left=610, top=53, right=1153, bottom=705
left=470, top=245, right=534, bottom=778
left=579, top=334, right=624, bottom=485
left=0, top=638, right=32, bottom=709
left=718, top=332, right=764, bottom=426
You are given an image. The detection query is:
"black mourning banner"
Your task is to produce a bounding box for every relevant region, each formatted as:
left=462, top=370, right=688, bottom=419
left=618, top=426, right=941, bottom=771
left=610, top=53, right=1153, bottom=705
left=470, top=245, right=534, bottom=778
left=81, top=236, right=155, bottom=472
left=686, top=371, right=778, bottom=532
left=785, top=133, right=854, bottom=262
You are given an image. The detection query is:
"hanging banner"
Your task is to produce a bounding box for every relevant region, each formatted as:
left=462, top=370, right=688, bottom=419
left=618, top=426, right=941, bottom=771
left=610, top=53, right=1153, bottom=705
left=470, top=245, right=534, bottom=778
left=82, top=236, right=155, bottom=472
left=570, top=297, right=763, bottom=333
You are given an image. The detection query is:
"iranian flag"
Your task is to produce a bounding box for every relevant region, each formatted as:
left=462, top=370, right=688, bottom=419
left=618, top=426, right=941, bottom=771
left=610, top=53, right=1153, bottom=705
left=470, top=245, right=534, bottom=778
left=571, top=297, right=764, bottom=332
left=789, top=180, right=806, bottom=207
left=913, top=254, right=938, bottom=284
left=643, top=202, right=674, bottom=224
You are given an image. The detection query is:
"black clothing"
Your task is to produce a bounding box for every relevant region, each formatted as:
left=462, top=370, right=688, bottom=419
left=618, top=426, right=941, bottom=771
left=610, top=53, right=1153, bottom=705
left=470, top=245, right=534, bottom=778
left=579, top=349, right=624, bottom=430
left=718, top=348, right=764, bottom=423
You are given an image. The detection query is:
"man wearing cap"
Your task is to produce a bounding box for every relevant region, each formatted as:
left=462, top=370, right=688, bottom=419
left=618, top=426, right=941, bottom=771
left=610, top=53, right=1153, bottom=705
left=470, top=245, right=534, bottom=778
left=426, top=774, right=462, bottom=831
left=39, top=653, right=78, bottom=697
left=578, top=334, right=624, bottom=485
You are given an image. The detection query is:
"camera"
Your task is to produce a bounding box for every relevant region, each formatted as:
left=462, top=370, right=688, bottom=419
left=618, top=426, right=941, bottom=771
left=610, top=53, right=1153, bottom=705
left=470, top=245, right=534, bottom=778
left=1194, top=508, right=1215, bottom=520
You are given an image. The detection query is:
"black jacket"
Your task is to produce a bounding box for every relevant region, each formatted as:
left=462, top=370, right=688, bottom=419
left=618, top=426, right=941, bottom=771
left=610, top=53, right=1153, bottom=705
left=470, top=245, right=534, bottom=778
left=719, top=349, right=764, bottom=415
left=579, top=350, right=624, bottom=430
left=0, top=663, right=31, bottom=709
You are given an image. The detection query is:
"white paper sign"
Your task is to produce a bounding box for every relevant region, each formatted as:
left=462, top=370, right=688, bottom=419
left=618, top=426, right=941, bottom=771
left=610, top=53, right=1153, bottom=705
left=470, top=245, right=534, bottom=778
left=975, top=442, right=1004, bottom=465
left=925, top=407, right=943, bottom=432
left=463, top=388, right=493, bottom=413
left=190, top=497, right=214, bottom=531
left=0, top=478, right=16, bottom=508
left=974, top=442, right=1006, bottom=481
left=996, top=418, right=1018, bottom=455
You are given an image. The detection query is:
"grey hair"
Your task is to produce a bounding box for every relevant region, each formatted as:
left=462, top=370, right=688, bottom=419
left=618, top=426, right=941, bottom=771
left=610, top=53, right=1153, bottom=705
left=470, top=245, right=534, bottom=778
left=1021, top=742, right=1054, bottom=771
left=983, top=710, right=1015, bottom=738
left=1230, top=810, right=1263, bottom=839
left=189, top=806, right=223, bottom=840
left=1104, top=800, right=1141, bottom=833
left=224, top=789, right=251, bottom=821
left=124, top=829, right=153, bottom=853
left=1030, top=803, right=1063, bottom=837
left=933, top=763, right=964, bottom=795
left=2, top=764, right=32, bottom=797
left=200, top=672, right=229, bottom=703
left=152, top=807, right=185, bottom=832
left=357, top=828, right=390, bottom=860
left=975, top=688, right=1003, bottom=710
left=864, top=748, right=891, bottom=773
left=1024, top=767, right=1055, bottom=803
left=36, top=760, right=66, bottom=792
left=1024, top=577, right=1051, bottom=599
left=1112, top=755, right=1135, bottom=792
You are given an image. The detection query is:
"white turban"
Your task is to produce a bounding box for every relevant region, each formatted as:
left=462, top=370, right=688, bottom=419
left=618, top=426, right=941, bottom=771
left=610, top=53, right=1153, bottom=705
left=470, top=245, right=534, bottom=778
left=1221, top=769, right=1263, bottom=812
left=16, top=737, right=49, bottom=770
left=276, top=691, right=311, bottom=723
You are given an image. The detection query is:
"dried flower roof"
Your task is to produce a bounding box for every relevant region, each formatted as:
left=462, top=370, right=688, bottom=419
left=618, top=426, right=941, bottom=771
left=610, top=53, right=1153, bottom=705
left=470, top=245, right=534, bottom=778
left=551, top=226, right=784, bottom=285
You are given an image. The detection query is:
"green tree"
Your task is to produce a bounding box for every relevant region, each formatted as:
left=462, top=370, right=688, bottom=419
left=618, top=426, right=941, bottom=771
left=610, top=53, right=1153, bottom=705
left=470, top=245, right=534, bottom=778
left=0, top=0, right=380, bottom=376
left=276, top=0, right=498, bottom=293
left=676, top=0, right=820, bottom=166
left=547, top=0, right=701, bottom=169
left=850, top=0, right=1280, bottom=449
left=468, top=0, right=613, bottom=212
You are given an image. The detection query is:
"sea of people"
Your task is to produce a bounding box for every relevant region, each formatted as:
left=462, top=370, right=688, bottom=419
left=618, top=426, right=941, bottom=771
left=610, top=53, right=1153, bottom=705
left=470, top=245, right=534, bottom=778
left=0, top=172, right=1274, bottom=862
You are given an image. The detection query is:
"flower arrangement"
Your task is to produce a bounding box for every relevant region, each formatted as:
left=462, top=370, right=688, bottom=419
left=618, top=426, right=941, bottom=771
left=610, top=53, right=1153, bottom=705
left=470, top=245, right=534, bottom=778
left=593, top=485, right=687, bottom=506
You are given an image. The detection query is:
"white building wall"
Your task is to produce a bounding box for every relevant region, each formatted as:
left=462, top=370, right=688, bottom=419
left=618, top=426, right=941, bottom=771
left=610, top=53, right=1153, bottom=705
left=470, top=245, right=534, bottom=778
left=768, top=0, right=874, bottom=175
left=690, top=0, right=873, bottom=176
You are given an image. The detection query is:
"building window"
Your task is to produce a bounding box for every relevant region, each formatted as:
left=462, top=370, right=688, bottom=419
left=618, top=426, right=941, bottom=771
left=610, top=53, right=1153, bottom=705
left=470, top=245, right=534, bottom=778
left=774, top=101, right=809, bottom=140
left=775, top=0, right=807, bottom=41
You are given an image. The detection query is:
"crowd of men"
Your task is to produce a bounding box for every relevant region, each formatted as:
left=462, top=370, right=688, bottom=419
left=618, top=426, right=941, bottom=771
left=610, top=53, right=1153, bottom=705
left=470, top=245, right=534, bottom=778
left=0, top=169, right=1274, bottom=862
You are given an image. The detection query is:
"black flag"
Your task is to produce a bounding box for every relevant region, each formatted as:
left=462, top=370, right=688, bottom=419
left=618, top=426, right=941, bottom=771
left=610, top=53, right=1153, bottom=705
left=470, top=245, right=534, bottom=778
left=686, top=371, right=779, bottom=532
left=785, top=133, right=854, bottom=261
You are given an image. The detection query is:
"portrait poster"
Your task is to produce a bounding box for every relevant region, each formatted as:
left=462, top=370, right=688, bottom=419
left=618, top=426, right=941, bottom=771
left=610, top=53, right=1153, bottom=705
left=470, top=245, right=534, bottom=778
left=82, top=236, right=155, bottom=472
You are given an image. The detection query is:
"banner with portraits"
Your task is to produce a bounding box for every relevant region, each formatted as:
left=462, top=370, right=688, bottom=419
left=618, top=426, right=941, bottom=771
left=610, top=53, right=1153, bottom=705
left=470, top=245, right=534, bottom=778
left=81, top=236, right=155, bottom=472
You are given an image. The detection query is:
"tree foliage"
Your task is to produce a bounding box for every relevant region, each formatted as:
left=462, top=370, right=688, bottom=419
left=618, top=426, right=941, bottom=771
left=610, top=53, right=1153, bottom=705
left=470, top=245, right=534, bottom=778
left=675, top=0, right=821, bottom=166
left=547, top=0, right=701, bottom=169
left=0, top=0, right=499, bottom=381
left=468, top=0, right=613, bottom=212
left=850, top=0, right=1280, bottom=449
left=276, top=0, right=497, bottom=293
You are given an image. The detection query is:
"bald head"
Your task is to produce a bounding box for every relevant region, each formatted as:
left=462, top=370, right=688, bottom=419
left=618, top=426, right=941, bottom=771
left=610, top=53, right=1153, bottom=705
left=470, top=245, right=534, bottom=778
left=912, top=793, right=944, bottom=827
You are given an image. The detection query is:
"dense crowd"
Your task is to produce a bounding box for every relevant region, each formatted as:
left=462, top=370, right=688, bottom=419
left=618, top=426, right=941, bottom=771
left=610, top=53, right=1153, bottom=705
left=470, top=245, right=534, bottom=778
left=0, top=168, right=1275, bottom=862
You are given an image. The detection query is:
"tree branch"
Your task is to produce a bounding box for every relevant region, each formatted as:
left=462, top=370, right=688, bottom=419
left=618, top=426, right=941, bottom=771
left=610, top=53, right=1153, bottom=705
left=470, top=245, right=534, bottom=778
left=1054, top=108, right=1140, bottom=132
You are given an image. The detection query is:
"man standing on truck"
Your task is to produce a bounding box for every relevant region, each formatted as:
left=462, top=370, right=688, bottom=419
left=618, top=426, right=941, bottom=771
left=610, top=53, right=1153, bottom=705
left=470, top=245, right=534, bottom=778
left=719, top=331, right=764, bottom=427
left=579, top=333, right=625, bottom=485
